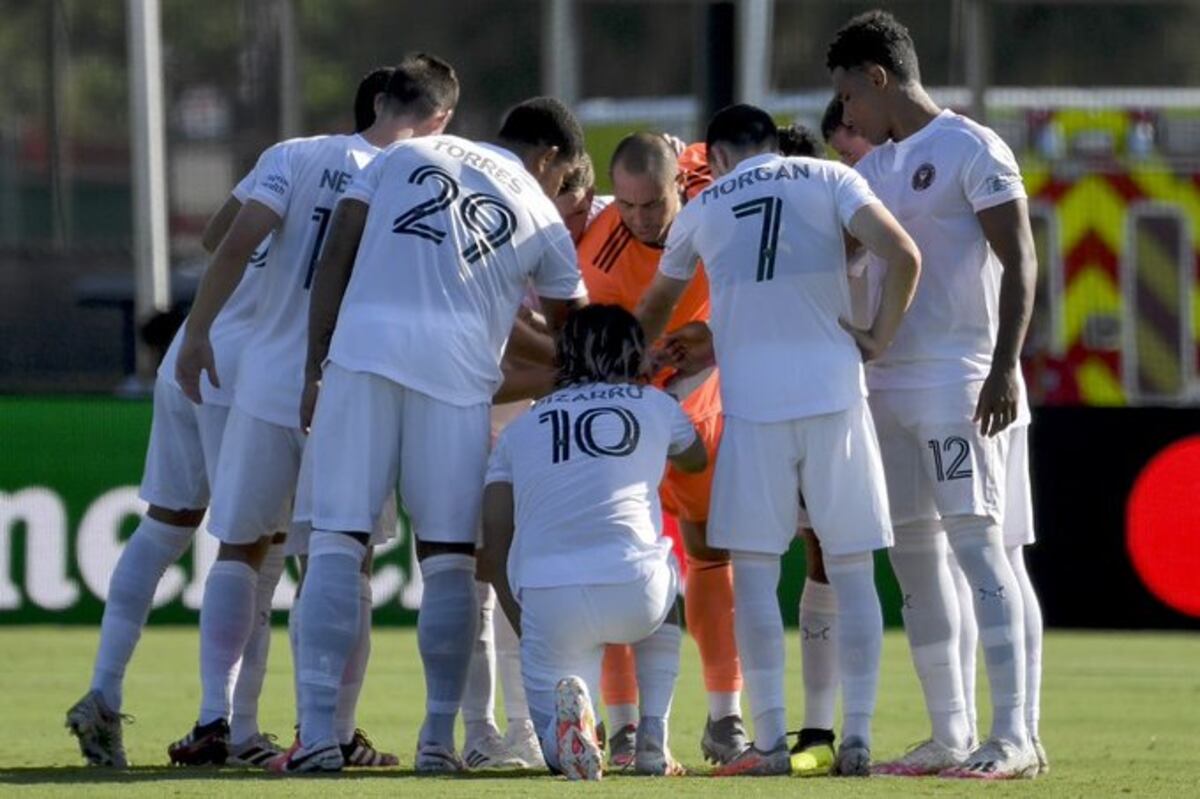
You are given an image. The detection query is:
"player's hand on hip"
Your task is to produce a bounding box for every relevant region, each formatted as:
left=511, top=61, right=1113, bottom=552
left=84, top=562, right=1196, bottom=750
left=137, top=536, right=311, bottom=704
left=839, top=318, right=882, bottom=362
left=300, top=378, right=321, bottom=434
left=175, top=334, right=218, bottom=404
left=659, top=321, right=716, bottom=377
left=974, top=365, right=1020, bottom=437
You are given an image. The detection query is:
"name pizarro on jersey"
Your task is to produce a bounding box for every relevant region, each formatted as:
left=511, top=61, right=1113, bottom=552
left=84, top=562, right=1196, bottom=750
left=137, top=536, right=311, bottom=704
left=700, top=161, right=811, bottom=205
left=537, top=384, right=647, bottom=406
left=432, top=139, right=524, bottom=195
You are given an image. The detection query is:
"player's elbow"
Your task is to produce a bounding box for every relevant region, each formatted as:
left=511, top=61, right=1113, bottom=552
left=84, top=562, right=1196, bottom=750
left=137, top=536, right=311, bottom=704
left=670, top=435, right=708, bottom=474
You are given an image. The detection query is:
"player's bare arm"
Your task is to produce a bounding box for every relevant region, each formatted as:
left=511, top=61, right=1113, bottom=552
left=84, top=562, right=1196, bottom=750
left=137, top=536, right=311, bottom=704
left=479, top=481, right=521, bottom=635
left=634, top=271, right=690, bottom=347
left=199, top=195, right=244, bottom=254
left=668, top=428, right=709, bottom=474
left=505, top=314, right=556, bottom=365
left=536, top=295, right=587, bottom=335
left=841, top=202, right=921, bottom=360
left=974, top=197, right=1037, bottom=437
left=176, top=200, right=280, bottom=403
left=300, top=197, right=369, bottom=431
left=657, top=319, right=715, bottom=377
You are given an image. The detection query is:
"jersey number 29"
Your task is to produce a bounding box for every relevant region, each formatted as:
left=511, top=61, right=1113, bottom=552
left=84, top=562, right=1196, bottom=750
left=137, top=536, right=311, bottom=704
left=392, top=165, right=518, bottom=263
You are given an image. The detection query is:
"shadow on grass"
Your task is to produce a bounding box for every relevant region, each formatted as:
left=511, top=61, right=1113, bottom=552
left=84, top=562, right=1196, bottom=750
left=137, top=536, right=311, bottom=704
left=0, top=765, right=586, bottom=785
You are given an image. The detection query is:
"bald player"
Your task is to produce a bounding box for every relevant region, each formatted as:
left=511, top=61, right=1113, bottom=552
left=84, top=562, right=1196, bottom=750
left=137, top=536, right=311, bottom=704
left=575, top=133, right=746, bottom=767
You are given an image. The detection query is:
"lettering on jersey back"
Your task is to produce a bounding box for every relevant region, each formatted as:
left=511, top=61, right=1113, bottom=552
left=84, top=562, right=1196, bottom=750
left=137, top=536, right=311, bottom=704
left=319, top=168, right=354, bottom=194
left=701, top=161, right=810, bottom=205
left=432, top=139, right=524, bottom=195
left=539, top=384, right=646, bottom=406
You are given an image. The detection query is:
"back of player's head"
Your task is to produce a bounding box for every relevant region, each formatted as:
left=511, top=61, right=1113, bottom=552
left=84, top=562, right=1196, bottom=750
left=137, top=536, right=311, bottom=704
left=705, top=103, right=779, bottom=153
left=560, top=153, right=595, bottom=195
left=610, top=132, right=678, bottom=187
left=821, top=97, right=847, bottom=142
left=778, top=123, right=823, bottom=158
left=826, top=10, right=921, bottom=84
left=354, top=66, right=395, bottom=132
left=497, top=97, right=586, bottom=164
left=555, top=304, right=646, bottom=387
left=382, top=52, right=459, bottom=119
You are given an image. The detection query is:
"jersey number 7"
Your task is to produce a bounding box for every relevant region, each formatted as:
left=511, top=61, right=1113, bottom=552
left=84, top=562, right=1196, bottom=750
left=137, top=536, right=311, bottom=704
left=732, top=196, right=782, bottom=282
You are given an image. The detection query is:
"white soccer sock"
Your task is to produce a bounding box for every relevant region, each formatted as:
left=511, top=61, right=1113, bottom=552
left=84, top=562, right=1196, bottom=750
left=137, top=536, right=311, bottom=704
left=798, top=578, right=839, bottom=731
left=1008, top=546, right=1043, bottom=740
left=198, top=559, right=258, bottom=725
left=731, top=551, right=786, bottom=751
left=288, top=583, right=303, bottom=720
left=494, top=605, right=529, bottom=724
left=334, top=573, right=373, bottom=745
left=297, top=532, right=366, bottom=748
left=91, top=517, right=194, bottom=710
left=462, top=580, right=498, bottom=741
left=633, top=621, right=682, bottom=727
left=823, top=552, right=882, bottom=747
left=944, top=515, right=1027, bottom=748
left=607, top=703, right=639, bottom=731
left=947, top=548, right=979, bottom=742
left=888, top=520, right=971, bottom=750
left=417, top=553, right=480, bottom=748
left=230, top=541, right=287, bottom=743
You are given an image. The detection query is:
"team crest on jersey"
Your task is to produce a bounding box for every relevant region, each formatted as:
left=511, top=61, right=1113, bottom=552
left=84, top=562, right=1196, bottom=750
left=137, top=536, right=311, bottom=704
left=911, top=162, right=936, bottom=191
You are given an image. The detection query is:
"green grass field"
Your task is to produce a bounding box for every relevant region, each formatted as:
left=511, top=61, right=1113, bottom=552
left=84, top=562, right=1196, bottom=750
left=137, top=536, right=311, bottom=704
left=1, top=627, right=1198, bottom=797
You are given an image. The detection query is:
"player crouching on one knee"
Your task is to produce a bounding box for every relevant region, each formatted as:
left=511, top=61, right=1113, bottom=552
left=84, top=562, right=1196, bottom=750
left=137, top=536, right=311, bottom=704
left=479, top=304, right=708, bottom=781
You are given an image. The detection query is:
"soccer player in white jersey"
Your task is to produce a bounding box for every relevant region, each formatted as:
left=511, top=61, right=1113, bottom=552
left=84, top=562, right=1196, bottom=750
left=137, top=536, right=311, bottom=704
left=282, top=97, right=588, bottom=774
left=638, top=104, right=920, bottom=776
left=169, top=54, right=459, bottom=765
left=828, top=10, right=1044, bottom=779
left=480, top=305, right=706, bottom=781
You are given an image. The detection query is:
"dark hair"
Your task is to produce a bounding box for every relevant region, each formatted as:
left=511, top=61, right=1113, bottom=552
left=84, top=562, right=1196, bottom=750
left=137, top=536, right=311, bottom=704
left=778, top=123, right=823, bottom=158
left=610, top=132, right=677, bottom=183
left=820, top=97, right=846, bottom=141
left=826, top=10, right=920, bottom=84
left=705, top=103, right=778, bottom=153
left=560, top=153, right=595, bottom=194
left=498, top=97, right=586, bottom=163
left=382, top=52, right=459, bottom=119
left=354, top=66, right=395, bottom=132
left=555, top=305, right=646, bottom=387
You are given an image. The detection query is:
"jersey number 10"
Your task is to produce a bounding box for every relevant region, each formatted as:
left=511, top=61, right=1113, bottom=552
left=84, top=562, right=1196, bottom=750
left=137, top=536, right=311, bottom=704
left=538, top=406, right=641, bottom=464
left=392, top=165, right=518, bottom=263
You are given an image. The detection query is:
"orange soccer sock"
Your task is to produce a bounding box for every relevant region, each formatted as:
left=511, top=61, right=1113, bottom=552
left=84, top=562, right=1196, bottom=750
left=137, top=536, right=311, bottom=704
left=600, top=643, right=639, bottom=709
left=685, top=556, right=743, bottom=698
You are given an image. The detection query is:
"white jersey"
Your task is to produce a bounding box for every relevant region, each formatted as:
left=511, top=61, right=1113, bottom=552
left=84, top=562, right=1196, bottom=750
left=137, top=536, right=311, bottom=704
left=328, top=135, right=586, bottom=406
left=233, top=133, right=381, bottom=427
left=159, top=172, right=269, bottom=406
left=485, top=382, right=696, bottom=591
left=854, top=109, right=1027, bottom=391
left=660, top=153, right=879, bottom=423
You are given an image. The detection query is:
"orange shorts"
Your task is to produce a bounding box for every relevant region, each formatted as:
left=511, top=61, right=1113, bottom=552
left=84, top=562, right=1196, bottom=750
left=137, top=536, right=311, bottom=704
left=660, top=413, right=723, bottom=523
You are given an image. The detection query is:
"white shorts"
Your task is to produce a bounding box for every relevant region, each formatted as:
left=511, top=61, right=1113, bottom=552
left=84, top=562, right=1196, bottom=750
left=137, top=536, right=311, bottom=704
left=207, top=407, right=304, bottom=545
left=709, top=399, right=894, bottom=557
left=520, top=565, right=676, bottom=725
left=139, top=379, right=230, bottom=510
left=309, top=363, right=490, bottom=544
left=289, top=441, right=400, bottom=556
left=1002, top=423, right=1035, bottom=546
left=869, top=383, right=1008, bottom=528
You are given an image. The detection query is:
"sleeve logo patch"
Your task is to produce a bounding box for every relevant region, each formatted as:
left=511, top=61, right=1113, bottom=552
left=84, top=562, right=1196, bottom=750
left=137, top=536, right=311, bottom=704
left=987, top=172, right=1022, bottom=194
left=262, top=174, right=288, bottom=196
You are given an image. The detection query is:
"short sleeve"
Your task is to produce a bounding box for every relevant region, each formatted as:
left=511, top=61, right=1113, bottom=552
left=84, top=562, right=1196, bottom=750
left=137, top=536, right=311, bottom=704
left=246, top=143, right=294, bottom=217
left=485, top=429, right=514, bottom=485
left=831, top=162, right=880, bottom=227
left=532, top=220, right=588, bottom=300
left=961, top=133, right=1026, bottom=212
left=659, top=205, right=701, bottom=281
left=231, top=165, right=257, bottom=203
left=343, top=147, right=389, bottom=206
left=665, top=396, right=699, bottom=456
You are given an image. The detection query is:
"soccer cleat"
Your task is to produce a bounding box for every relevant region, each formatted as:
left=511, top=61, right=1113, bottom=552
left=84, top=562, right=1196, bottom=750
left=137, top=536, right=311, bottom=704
left=634, top=737, right=686, bottom=776
left=713, top=742, right=791, bottom=776
left=226, top=732, right=284, bottom=767
left=167, top=718, right=230, bottom=766
left=939, top=737, right=1039, bottom=780
left=700, top=714, right=750, bottom=765
left=341, top=728, right=399, bottom=767
left=504, top=718, right=545, bottom=768
left=873, top=738, right=968, bottom=777
left=605, top=722, right=637, bottom=770
left=463, top=727, right=525, bottom=770
left=414, top=741, right=466, bottom=773
left=554, top=676, right=603, bottom=781
left=831, top=736, right=871, bottom=777
left=268, top=741, right=344, bottom=774
left=1033, top=737, right=1050, bottom=775
left=789, top=728, right=835, bottom=777
left=65, top=690, right=130, bottom=768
